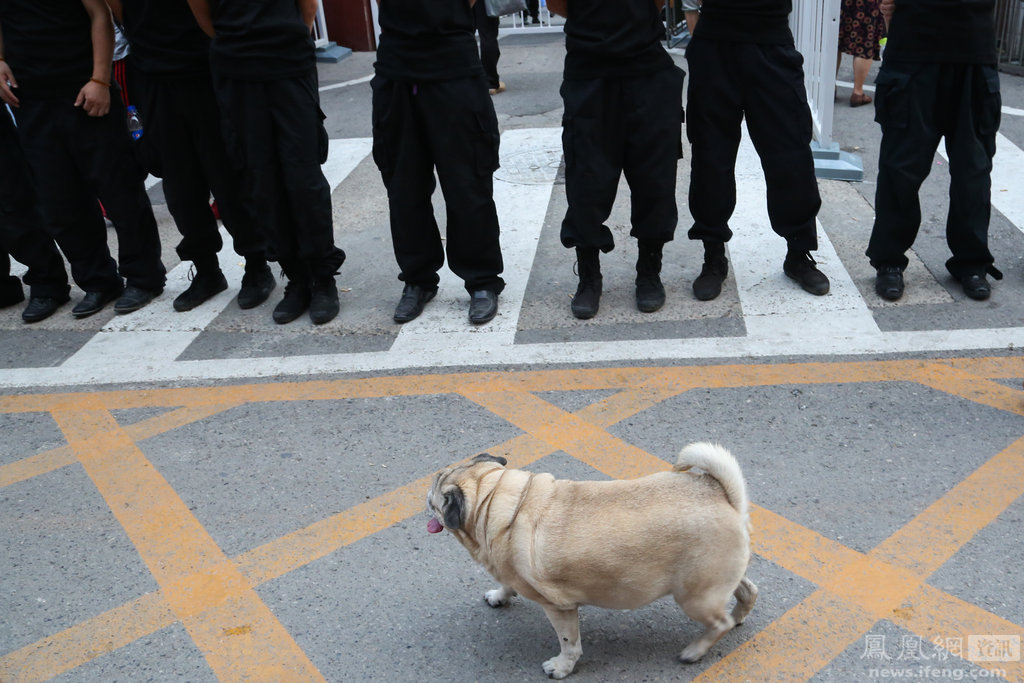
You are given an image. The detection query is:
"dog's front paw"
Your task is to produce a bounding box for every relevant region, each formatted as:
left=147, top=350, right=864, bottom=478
left=542, top=655, right=576, bottom=679
left=484, top=587, right=515, bottom=607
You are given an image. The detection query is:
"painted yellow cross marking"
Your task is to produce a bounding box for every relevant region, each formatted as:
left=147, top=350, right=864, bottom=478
left=1, top=357, right=1022, bottom=681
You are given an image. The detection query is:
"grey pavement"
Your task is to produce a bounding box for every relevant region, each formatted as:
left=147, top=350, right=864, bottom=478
left=1, top=30, right=1023, bottom=683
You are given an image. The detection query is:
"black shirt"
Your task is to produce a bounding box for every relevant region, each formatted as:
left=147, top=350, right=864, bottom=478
left=373, top=0, right=482, bottom=82
left=122, top=0, right=211, bottom=78
left=883, top=0, right=997, bottom=65
left=563, top=0, right=672, bottom=79
left=208, top=0, right=316, bottom=80
left=0, top=0, right=95, bottom=101
left=694, top=0, right=794, bottom=45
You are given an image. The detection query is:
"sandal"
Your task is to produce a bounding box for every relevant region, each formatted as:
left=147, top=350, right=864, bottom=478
left=850, top=92, right=873, bottom=107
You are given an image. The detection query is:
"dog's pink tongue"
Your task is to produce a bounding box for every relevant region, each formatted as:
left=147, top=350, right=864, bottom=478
left=427, top=518, right=444, bottom=534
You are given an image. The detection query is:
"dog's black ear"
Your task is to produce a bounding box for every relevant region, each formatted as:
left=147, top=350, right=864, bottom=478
left=472, top=453, right=508, bottom=467
left=442, top=487, right=466, bottom=530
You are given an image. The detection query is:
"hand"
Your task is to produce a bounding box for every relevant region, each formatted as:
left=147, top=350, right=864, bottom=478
left=74, top=80, right=110, bottom=117
left=0, top=60, right=19, bottom=107
left=879, top=0, right=894, bottom=19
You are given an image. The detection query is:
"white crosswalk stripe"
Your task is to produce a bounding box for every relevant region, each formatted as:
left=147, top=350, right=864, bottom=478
left=2, top=127, right=1023, bottom=388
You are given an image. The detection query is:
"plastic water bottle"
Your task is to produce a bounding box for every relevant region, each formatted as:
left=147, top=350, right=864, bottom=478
left=126, top=105, right=143, bottom=141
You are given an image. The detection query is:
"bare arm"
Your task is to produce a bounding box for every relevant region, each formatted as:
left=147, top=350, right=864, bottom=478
left=547, top=0, right=567, bottom=18
left=0, top=22, right=20, bottom=107
left=187, top=0, right=216, bottom=38
left=76, top=0, right=113, bottom=116
left=298, top=0, right=318, bottom=32
left=105, top=0, right=123, bottom=24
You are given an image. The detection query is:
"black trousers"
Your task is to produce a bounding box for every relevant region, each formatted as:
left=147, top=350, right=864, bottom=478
left=473, top=0, right=501, bottom=90
left=866, top=62, right=1000, bottom=279
left=686, top=38, right=821, bottom=251
left=0, top=111, right=69, bottom=299
left=559, top=65, right=686, bottom=252
left=130, top=67, right=267, bottom=266
left=14, top=96, right=166, bottom=293
left=370, top=74, right=505, bottom=294
left=214, top=71, right=344, bottom=282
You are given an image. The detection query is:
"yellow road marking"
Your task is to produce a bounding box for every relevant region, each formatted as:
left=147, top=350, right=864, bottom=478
left=1, top=357, right=1021, bottom=681
left=51, top=408, right=324, bottom=682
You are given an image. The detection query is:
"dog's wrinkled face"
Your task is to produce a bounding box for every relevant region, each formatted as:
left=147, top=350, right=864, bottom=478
left=426, top=453, right=508, bottom=534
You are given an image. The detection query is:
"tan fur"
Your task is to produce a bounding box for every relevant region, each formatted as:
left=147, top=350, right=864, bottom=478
left=426, top=443, right=758, bottom=679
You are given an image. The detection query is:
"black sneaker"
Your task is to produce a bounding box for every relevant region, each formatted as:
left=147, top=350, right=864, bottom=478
left=635, top=242, right=665, bottom=313
left=309, top=278, right=339, bottom=325
left=393, top=284, right=437, bottom=323
left=571, top=248, right=602, bottom=320
left=783, top=251, right=830, bottom=296
left=874, top=266, right=904, bottom=301
left=237, top=264, right=277, bottom=309
left=173, top=269, right=228, bottom=312
left=272, top=280, right=311, bottom=324
left=114, top=285, right=161, bottom=314
left=22, top=294, right=70, bottom=323
left=1, top=275, right=24, bottom=308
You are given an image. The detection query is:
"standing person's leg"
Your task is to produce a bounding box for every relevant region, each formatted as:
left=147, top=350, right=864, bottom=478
left=186, top=76, right=275, bottom=309
left=216, top=76, right=311, bottom=323
left=622, top=65, right=685, bottom=313
left=866, top=63, right=943, bottom=300
left=134, top=75, right=228, bottom=312
left=686, top=38, right=743, bottom=301
left=0, top=109, right=70, bottom=320
left=560, top=77, right=625, bottom=319
left=423, top=76, right=504, bottom=323
left=372, top=76, right=445, bottom=323
left=74, top=95, right=167, bottom=312
left=943, top=63, right=1001, bottom=299
left=14, top=101, right=124, bottom=316
left=268, top=73, right=345, bottom=324
left=742, top=43, right=828, bottom=295
left=473, top=0, right=503, bottom=94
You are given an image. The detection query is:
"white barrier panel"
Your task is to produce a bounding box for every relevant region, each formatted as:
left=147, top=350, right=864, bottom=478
left=790, top=0, right=839, bottom=148
left=790, top=0, right=862, bottom=180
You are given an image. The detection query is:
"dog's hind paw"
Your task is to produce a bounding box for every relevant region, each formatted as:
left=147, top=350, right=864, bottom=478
left=542, top=656, right=575, bottom=679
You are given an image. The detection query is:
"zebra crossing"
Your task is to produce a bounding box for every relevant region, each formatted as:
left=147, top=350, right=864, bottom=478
left=2, top=124, right=1023, bottom=389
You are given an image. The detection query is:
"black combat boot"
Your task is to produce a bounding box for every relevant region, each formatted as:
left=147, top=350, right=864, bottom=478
left=571, top=248, right=602, bottom=320
left=635, top=241, right=666, bottom=313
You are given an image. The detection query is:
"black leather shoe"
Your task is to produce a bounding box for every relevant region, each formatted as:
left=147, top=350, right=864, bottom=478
left=114, top=285, right=161, bottom=314
left=237, top=264, right=276, bottom=309
left=272, top=280, right=311, bottom=324
left=783, top=251, right=830, bottom=296
left=173, top=270, right=228, bottom=312
left=309, top=278, right=339, bottom=325
left=874, top=266, right=904, bottom=301
left=73, top=286, right=124, bottom=318
left=468, top=290, right=498, bottom=324
left=0, top=275, right=24, bottom=308
left=959, top=274, right=991, bottom=301
left=393, top=284, right=437, bottom=323
left=22, top=294, right=70, bottom=323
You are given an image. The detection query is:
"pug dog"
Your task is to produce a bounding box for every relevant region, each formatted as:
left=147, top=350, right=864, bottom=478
left=426, top=442, right=757, bottom=678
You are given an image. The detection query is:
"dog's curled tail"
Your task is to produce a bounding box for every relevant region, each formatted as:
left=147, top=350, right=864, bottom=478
left=674, top=442, right=749, bottom=523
